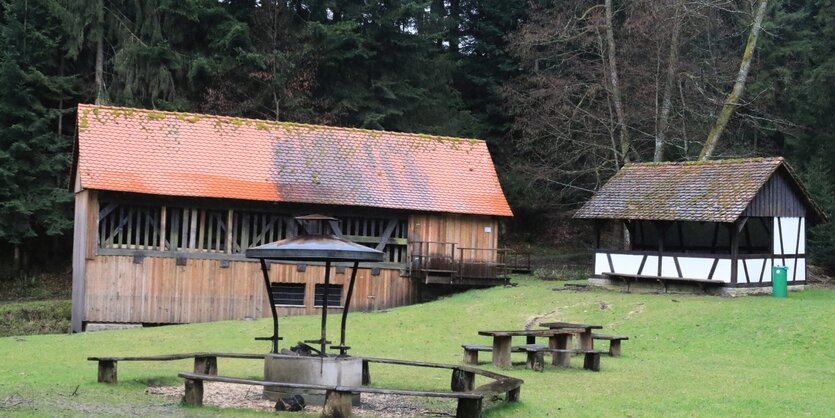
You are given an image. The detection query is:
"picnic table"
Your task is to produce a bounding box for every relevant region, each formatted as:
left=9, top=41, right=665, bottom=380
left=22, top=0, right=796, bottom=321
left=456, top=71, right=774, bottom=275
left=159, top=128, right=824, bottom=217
left=477, top=329, right=581, bottom=368
left=539, top=322, right=603, bottom=352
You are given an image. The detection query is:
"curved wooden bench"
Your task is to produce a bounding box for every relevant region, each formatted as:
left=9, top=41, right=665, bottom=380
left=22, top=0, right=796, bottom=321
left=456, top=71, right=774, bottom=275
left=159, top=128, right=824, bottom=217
left=178, top=356, right=523, bottom=418
left=88, top=352, right=265, bottom=384
left=592, top=334, right=630, bottom=357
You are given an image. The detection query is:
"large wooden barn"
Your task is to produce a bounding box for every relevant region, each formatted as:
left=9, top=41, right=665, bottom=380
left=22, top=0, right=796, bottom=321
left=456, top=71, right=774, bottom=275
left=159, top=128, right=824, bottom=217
left=575, top=158, right=827, bottom=293
left=70, top=104, right=514, bottom=332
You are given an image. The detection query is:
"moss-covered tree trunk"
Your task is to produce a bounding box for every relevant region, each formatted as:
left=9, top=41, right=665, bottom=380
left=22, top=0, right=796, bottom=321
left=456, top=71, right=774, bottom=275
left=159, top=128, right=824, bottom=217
left=699, top=0, right=768, bottom=160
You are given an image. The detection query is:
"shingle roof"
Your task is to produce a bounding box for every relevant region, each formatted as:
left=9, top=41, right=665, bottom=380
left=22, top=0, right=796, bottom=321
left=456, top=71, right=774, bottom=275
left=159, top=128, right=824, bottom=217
left=74, top=104, right=512, bottom=217
left=574, top=158, right=824, bottom=223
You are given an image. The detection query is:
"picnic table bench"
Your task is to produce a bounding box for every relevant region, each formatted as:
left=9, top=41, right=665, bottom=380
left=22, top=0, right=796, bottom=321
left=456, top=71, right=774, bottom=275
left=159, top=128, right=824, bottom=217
left=514, top=345, right=605, bottom=372
left=87, top=352, right=265, bottom=384
left=178, top=356, right=523, bottom=418
left=475, top=329, right=584, bottom=368
left=539, top=322, right=603, bottom=352
left=592, top=334, right=629, bottom=357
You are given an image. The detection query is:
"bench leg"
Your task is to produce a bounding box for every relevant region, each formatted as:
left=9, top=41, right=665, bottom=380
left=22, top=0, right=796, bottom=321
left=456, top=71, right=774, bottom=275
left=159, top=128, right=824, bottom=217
left=193, top=356, right=218, bottom=375
left=507, top=387, right=521, bottom=402
left=463, top=349, right=478, bottom=365
left=583, top=352, right=600, bottom=372
left=97, top=360, right=117, bottom=384
left=492, top=336, right=512, bottom=368
left=550, top=335, right=571, bottom=367
left=362, top=360, right=371, bottom=385
left=183, top=378, right=204, bottom=406
left=456, top=398, right=482, bottom=418
left=451, top=369, right=475, bottom=392
left=610, top=340, right=622, bottom=357
left=322, top=390, right=353, bottom=418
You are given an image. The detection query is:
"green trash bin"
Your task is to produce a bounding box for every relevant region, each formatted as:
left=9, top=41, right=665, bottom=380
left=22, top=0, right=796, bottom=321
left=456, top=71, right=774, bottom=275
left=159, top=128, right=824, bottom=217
left=772, top=266, right=789, bottom=298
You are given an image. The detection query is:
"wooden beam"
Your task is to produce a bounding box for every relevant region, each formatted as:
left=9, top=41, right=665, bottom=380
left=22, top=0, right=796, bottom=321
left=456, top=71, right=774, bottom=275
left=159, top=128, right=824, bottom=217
left=226, top=210, right=233, bottom=254
left=159, top=206, right=167, bottom=251
left=375, top=218, right=399, bottom=251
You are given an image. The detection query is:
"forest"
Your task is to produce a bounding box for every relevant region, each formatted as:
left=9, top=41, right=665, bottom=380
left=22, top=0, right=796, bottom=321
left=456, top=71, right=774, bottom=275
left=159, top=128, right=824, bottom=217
left=0, top=0, right=833, bottom=274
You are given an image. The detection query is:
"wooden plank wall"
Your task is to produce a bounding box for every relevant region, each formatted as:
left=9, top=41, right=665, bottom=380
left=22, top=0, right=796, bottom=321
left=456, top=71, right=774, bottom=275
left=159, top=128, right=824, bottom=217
left=408, top=213, right=499, bottom=258
left=83, top=256, right=417, bottom=324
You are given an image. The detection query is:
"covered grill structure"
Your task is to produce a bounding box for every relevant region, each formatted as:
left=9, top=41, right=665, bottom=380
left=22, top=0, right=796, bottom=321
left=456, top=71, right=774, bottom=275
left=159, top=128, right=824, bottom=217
left=575, top=158, right=827, bottom=291
left=245, top=215, right=384, bottom=355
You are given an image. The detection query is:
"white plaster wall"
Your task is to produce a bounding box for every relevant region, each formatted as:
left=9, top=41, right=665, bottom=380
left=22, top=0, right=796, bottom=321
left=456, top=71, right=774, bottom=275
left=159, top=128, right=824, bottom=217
left=774, top=217, right=805, bottom=255
left=712, top=259, right=732, bottom=282
left=611, top=254, right=644, bottom=275
left=676, top=257, right=715, bottom=280
left=660, top=256, right=678, bottom=278
left=738, top=258, right=769, bottom=283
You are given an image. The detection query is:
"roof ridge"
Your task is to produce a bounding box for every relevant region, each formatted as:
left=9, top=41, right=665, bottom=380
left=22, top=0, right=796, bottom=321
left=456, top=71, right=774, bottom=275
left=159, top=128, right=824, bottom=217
left=623, top=157, right=784, bottom=168
left=77, top=103, right=485, bottom=144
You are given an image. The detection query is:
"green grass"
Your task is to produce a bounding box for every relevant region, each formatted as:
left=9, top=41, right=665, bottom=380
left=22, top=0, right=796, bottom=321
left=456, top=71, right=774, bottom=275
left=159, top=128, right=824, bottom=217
left=0, top=300, right=70, bottom=337
left=1, top=276, right=834, bottom=417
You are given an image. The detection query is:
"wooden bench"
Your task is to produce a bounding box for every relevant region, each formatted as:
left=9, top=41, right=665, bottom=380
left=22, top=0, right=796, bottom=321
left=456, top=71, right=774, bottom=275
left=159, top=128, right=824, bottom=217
left=603, top=273, right=725, bottom=293
left=515, top=345, right=605, bottom=372
left=88, top=352, right=265, bottom=384
left=461, top=344, right=545, bottom=365
left=592, top=334, right=629, bottom=357
left=179, top=360, right=523, bottom=418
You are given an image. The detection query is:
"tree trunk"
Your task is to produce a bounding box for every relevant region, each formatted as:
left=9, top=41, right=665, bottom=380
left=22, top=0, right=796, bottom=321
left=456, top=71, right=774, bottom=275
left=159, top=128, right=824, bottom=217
left=94, top=0, right=106, bottom=105
left=699, top=0, right=768, bottom=160
left=604, top=0, right=631, bottom=165
left=654, top=0, right=683, bottom=162
left=12, top=244, right=21, bottom=273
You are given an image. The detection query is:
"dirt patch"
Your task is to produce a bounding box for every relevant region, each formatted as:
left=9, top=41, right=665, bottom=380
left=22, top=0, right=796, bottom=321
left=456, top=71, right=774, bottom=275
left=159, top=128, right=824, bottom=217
left=147, top=383, right=456, bottom=417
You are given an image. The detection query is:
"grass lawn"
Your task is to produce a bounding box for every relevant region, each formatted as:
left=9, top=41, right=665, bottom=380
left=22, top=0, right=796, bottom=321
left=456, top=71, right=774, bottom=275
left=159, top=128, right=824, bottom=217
left=1, top=276, right=833, bottom=417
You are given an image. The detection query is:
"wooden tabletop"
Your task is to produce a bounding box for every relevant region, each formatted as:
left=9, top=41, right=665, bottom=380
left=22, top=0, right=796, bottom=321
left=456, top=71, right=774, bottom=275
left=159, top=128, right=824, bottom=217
left=539, top=321, right=603, bottom=330
left=478, top=329, right=578, bottom=337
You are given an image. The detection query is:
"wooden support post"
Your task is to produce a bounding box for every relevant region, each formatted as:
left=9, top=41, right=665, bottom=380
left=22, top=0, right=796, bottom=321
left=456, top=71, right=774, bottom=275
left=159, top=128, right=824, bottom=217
left=492, top=336, right=512, bottom=368
left=526, top=351, right=544, bottom=372
left=507, top=387, right=521, bottom=402
left=97, top=360, right=117, bottom=384
left=451, top=369, right=476, bottom=392
left=550, top=334, right=572, bottom=367
left=456, top=398, right=483, bottom=418
left=183, top=378, right=204, bottom=406
left=159, top=206, right=167, bottom=251
left=583, top=352, right=601, bottom=372
left=322, top=390, right=353, bottom=418
left=193, top=356, right=217, bottom=375
left=610, top=340, right=622, bottom=357
left=362, top=360, right=371, bottom=385
left=578, top=330, right=593, bottom=352
left=463, top=349, right=478, bottom=365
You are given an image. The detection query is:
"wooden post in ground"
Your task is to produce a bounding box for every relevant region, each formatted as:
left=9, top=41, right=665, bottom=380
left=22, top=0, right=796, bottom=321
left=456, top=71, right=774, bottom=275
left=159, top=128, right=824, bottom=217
left=463, top=348, right=478, bottom=365
left=97, top=360, right=117, bottom=384
left=451, top=369, right=475, bottom=392
left=193, top=356, right=218, bottom=375
left=322, top=390, right=353, bottom=418
left=362, top=360, right=371, bottom=385
left=550, top=334, right=572, bottom=367
left=507, top=387, right=521, bottom=402
left=456, top=398, right=482, bottom=418
left=610, top=340, right=622, bottom=357
left=583, top=352, right=601, bottom=372
left=492, top=336, right=512, bottom=368
left=183, top=378, right=203, bottom=406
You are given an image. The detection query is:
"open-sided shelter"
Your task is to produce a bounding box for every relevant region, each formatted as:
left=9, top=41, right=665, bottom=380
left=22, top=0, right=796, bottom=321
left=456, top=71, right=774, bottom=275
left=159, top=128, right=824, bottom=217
left=70, top=104, right=513, bottom=332
left=575, top=158, right=826, bottom=292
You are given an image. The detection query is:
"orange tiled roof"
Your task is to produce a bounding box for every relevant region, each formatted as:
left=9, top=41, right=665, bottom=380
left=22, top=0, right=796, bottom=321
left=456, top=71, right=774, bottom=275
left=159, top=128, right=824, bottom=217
left=74, top=104, right=513, bottom=217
